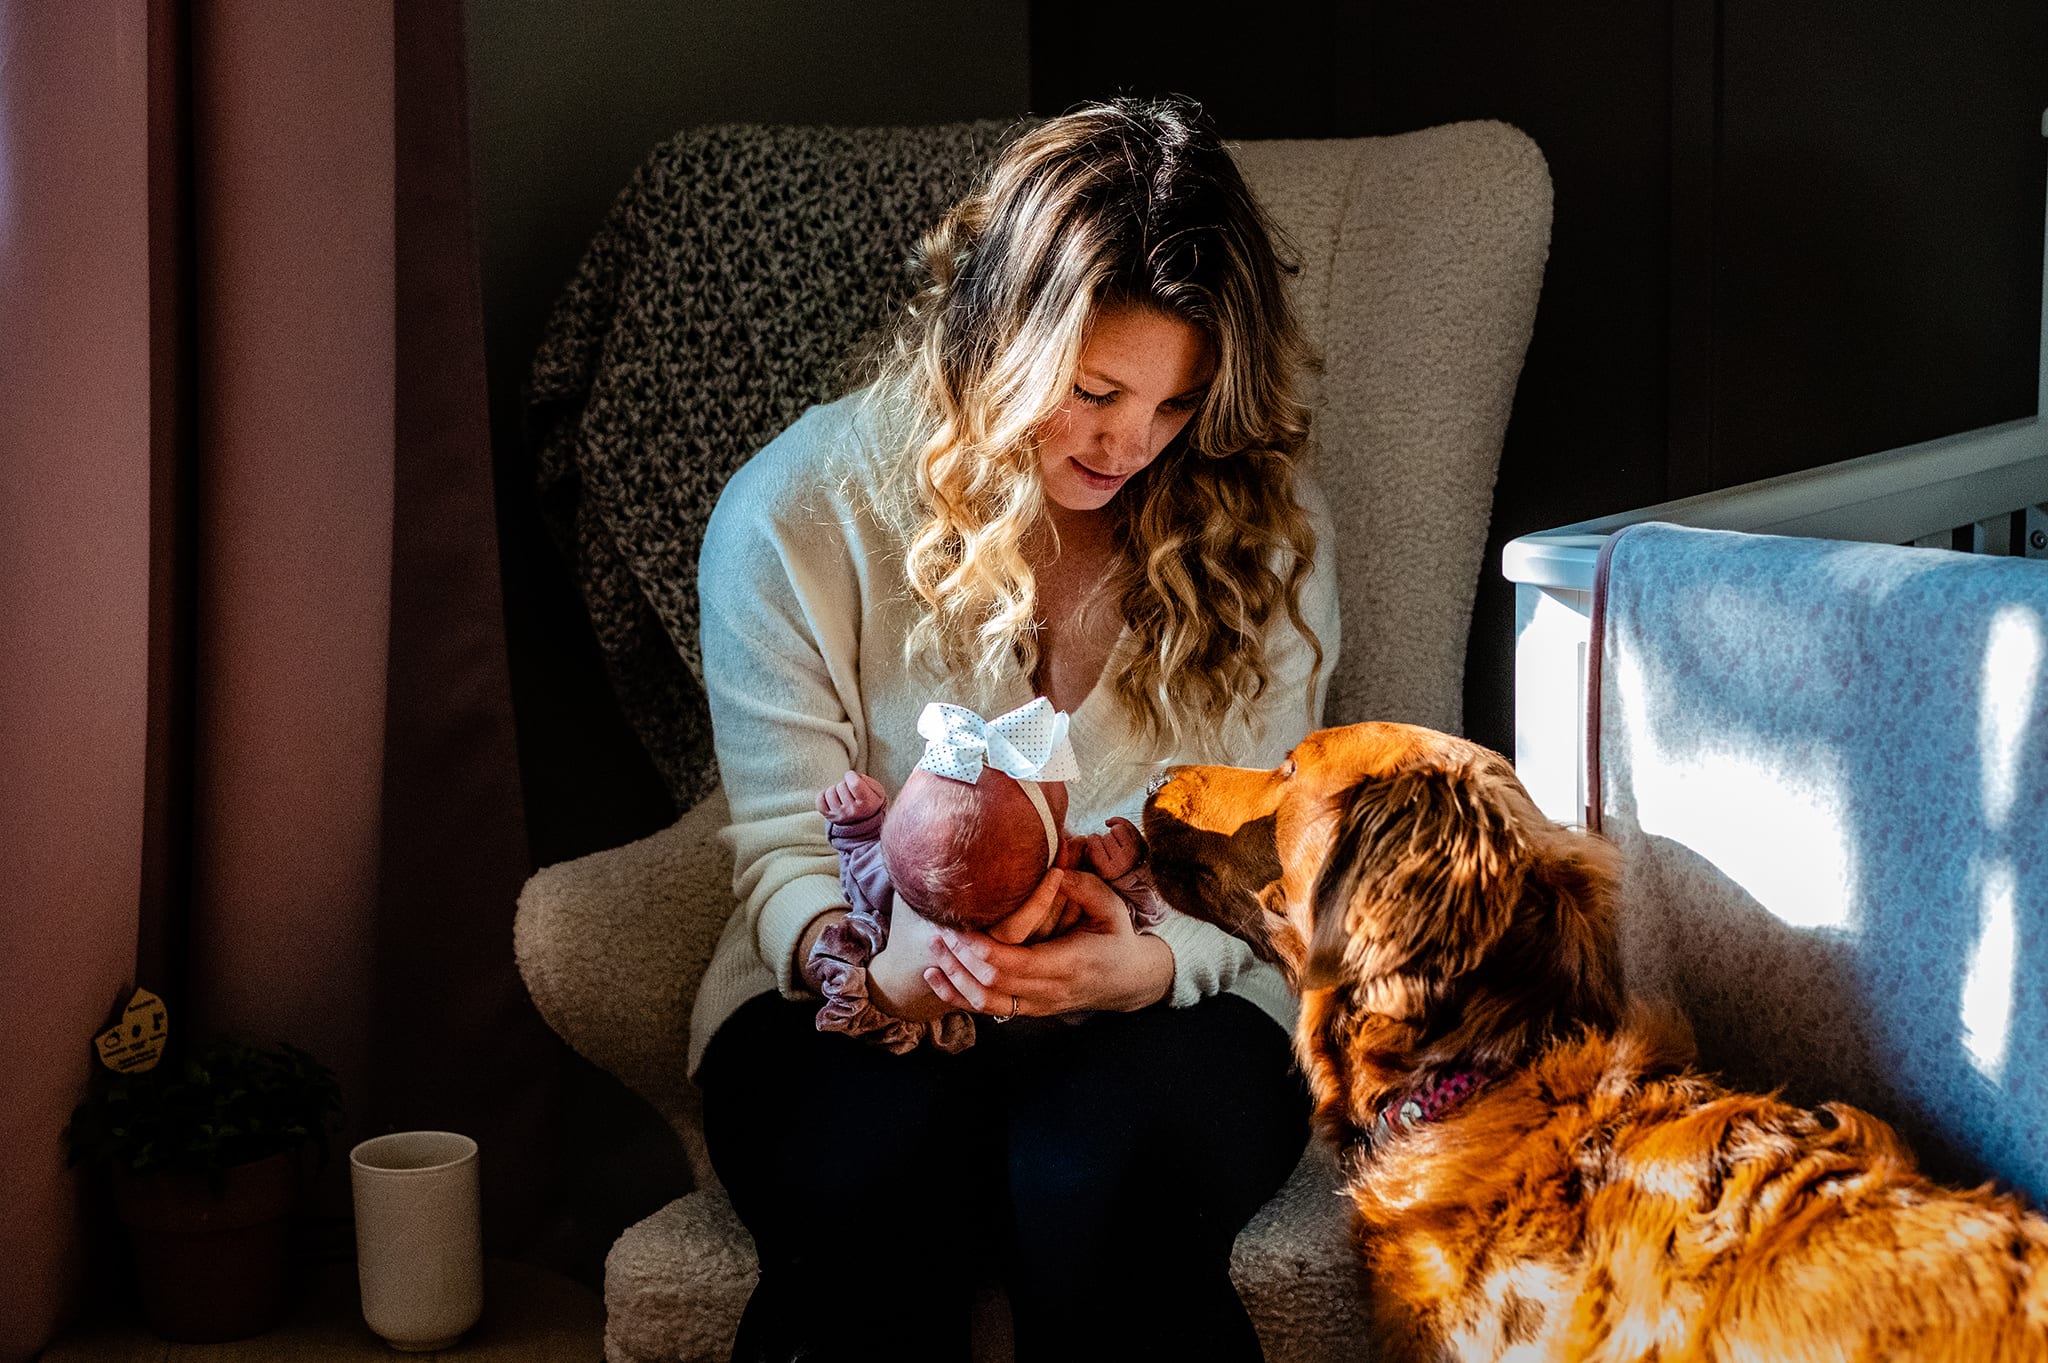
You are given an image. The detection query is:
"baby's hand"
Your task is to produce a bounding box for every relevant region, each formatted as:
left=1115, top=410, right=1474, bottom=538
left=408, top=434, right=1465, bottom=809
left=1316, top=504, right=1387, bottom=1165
left=817, top=770, right=886, bottom=824
left=1081, top=817, right=1146, bottom=882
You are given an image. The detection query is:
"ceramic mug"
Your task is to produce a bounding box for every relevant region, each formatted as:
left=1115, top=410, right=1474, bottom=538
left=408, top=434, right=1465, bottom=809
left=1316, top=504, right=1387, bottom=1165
left=350, top=1131, right=484, bottom=1351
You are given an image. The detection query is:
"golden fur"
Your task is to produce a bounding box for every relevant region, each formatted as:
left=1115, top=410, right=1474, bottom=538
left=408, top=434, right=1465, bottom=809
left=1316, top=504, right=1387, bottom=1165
left=1143, top=721, right=2048, bottom=1362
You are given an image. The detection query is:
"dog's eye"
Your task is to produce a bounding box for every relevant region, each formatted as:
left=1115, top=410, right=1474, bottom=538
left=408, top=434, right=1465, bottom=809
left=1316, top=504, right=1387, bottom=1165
left=1278, top=757, right=1297, bottom=779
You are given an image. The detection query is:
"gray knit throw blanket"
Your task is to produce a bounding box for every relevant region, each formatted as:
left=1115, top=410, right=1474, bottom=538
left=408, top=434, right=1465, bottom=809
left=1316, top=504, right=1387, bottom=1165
left=528, top=120, right=1020, bottom=809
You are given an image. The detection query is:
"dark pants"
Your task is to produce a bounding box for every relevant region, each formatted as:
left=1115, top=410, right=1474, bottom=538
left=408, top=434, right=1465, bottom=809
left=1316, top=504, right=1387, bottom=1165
left=698, top=991, right=1310, bottom=1363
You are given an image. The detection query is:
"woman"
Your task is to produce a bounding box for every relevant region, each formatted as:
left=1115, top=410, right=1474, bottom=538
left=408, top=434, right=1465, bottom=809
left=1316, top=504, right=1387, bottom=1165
left=691, top=96, right=1341, bottom=1363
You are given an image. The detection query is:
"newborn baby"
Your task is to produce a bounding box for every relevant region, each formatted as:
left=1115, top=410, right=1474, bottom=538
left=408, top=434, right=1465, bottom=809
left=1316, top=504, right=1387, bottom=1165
left=822, top=769, right=1164, bottom=939
left=807, top=698, right=1167, bottom=1051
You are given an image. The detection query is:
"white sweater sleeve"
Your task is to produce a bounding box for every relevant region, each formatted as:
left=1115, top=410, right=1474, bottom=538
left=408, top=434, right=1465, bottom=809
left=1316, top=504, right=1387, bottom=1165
left=697, top=412, right=866, bottom=998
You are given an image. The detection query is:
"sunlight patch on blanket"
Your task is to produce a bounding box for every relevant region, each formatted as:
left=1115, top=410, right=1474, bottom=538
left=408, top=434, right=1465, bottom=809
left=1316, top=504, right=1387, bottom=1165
left=1961, top=862, right=2019, bottom=1081
left=1614, top=650, right=1856, bottom=931
left=1977, top=605, right=2042, bottom=830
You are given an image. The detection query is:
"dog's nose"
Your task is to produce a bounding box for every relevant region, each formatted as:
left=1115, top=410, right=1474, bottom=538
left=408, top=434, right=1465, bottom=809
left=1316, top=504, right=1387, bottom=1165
left=1146, top=770, right=1172, bottom=796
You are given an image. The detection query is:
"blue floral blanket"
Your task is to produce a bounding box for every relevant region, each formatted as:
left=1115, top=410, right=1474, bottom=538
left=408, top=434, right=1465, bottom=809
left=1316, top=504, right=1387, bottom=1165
left=1592, top=522, right=2048, bottom=1202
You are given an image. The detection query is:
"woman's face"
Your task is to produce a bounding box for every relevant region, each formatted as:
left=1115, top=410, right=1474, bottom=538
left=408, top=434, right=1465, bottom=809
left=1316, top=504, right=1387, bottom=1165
left=1036, top=304, right=1216, bottom=513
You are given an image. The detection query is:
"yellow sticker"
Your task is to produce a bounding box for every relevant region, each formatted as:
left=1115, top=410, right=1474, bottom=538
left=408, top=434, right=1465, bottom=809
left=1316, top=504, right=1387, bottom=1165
left=95, top=988, right=168, bottom=1074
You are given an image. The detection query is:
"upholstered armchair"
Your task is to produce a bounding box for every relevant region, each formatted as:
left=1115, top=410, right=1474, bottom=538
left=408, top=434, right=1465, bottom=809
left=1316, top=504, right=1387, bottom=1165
left=513, top=117, right=1552, bottom=1362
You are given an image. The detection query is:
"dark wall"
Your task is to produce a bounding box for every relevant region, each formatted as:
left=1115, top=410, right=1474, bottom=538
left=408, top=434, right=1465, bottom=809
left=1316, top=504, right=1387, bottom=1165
left=1034, top=0, right=2048, bottom=755
left=1709, top=6, right=2047, bottom=487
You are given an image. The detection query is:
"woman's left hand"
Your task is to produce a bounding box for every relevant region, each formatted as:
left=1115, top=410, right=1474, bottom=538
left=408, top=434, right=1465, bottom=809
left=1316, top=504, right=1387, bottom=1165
left=921, top=869, right=1175, bottom=1017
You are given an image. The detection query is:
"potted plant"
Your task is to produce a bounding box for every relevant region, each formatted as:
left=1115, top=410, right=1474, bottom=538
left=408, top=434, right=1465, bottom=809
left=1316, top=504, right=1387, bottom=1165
left=65, top=1036, right=344, bottom=1342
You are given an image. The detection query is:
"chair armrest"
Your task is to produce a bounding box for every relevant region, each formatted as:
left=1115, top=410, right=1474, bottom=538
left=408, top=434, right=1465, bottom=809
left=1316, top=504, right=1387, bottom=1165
left=513, top=790, right=733, bottom=1131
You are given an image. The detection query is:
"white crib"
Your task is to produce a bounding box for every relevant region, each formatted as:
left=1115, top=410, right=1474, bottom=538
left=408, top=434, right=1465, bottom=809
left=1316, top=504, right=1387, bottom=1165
left=1503, top=109, right=2048, bottom=827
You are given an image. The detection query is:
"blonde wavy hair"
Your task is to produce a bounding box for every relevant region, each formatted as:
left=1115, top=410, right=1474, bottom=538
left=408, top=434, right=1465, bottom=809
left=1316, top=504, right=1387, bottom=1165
left=858, top=96, right=1324, bottom=759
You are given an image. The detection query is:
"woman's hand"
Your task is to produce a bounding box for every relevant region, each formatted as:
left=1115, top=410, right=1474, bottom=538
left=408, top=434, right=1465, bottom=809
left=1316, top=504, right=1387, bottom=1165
left=985, top=867, right=1074, bottom=945
left=801, top=871, right=1083, bottom=1025
left=921, top=869, right=1175, bottom=1017
left=867, top=868, right=1071, bottom=1014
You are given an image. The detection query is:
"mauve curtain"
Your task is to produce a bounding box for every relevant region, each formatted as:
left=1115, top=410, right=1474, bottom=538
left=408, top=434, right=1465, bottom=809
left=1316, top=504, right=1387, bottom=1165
left=0, top=3, right=556, bottom=1356
left=0, top=5, right=155, bottom=1357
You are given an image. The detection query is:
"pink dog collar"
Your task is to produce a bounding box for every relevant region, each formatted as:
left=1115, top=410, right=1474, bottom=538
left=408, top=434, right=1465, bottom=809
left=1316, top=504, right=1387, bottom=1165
left=1368, top=1068, right=1491, bottom=1150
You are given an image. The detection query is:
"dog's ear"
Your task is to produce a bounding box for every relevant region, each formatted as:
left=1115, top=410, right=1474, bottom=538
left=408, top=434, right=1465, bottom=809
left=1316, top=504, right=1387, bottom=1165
left=1302, top=763, right=1530, bottom=992
left=1519, top=826, right=1627, bottom=1030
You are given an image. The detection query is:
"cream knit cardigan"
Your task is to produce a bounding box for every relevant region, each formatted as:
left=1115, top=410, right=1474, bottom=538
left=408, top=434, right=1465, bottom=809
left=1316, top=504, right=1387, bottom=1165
left=686, top=387, right=1340, bottom=1074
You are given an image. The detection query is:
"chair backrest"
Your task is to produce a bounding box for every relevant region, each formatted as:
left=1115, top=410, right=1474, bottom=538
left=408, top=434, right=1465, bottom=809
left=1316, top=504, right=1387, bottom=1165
left=1593, top=522, right=2048, bottom=1202
left=1233, top=127, right=1549, bottom=731
left=530, top=120, right=1552, bottom=806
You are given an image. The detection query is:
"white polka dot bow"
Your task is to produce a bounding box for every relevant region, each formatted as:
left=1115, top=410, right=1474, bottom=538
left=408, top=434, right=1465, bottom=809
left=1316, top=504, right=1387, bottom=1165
left=914, top=698, right=1080, bottom=785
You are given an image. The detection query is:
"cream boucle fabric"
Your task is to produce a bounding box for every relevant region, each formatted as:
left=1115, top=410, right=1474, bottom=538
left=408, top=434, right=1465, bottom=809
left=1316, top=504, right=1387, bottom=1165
left=1229, top=1143, right=1379, bottom=1362
left=514, top=120, right=1550, bottom=1363
left=514, top=790, right=733, bottom=1186
left=603, top=1189, right=752, bottom=1363
left=1232, top=127, right=1551, bottom=731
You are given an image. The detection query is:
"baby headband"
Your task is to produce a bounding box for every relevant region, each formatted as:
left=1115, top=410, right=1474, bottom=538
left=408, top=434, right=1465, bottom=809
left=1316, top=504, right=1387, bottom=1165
left=916, top=698, right=1079, bottom=863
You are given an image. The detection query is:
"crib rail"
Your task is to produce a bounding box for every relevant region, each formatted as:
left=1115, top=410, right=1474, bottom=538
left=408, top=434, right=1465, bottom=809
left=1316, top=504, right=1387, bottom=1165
left=1503, top=110, right=2048, bottom=826
left=1503, top=425, right=2047, bottom=825
left=1504, top=419, right=2048, bottom=594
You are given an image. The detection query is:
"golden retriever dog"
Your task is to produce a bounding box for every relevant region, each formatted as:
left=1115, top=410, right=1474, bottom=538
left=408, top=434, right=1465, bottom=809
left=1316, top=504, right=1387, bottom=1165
left=1143, top=721, right=2048, bottom=1362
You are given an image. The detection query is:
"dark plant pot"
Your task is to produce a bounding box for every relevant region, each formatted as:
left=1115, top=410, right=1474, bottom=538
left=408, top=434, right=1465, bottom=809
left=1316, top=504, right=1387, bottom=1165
left=110, top=1151, right=296, bottom=1343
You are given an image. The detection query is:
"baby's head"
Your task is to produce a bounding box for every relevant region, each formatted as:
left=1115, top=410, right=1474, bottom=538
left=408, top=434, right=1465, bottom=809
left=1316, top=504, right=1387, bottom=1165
left=885, top=697, right=1080, bottom=932
left=880, top=767, right=1069, bottom=931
